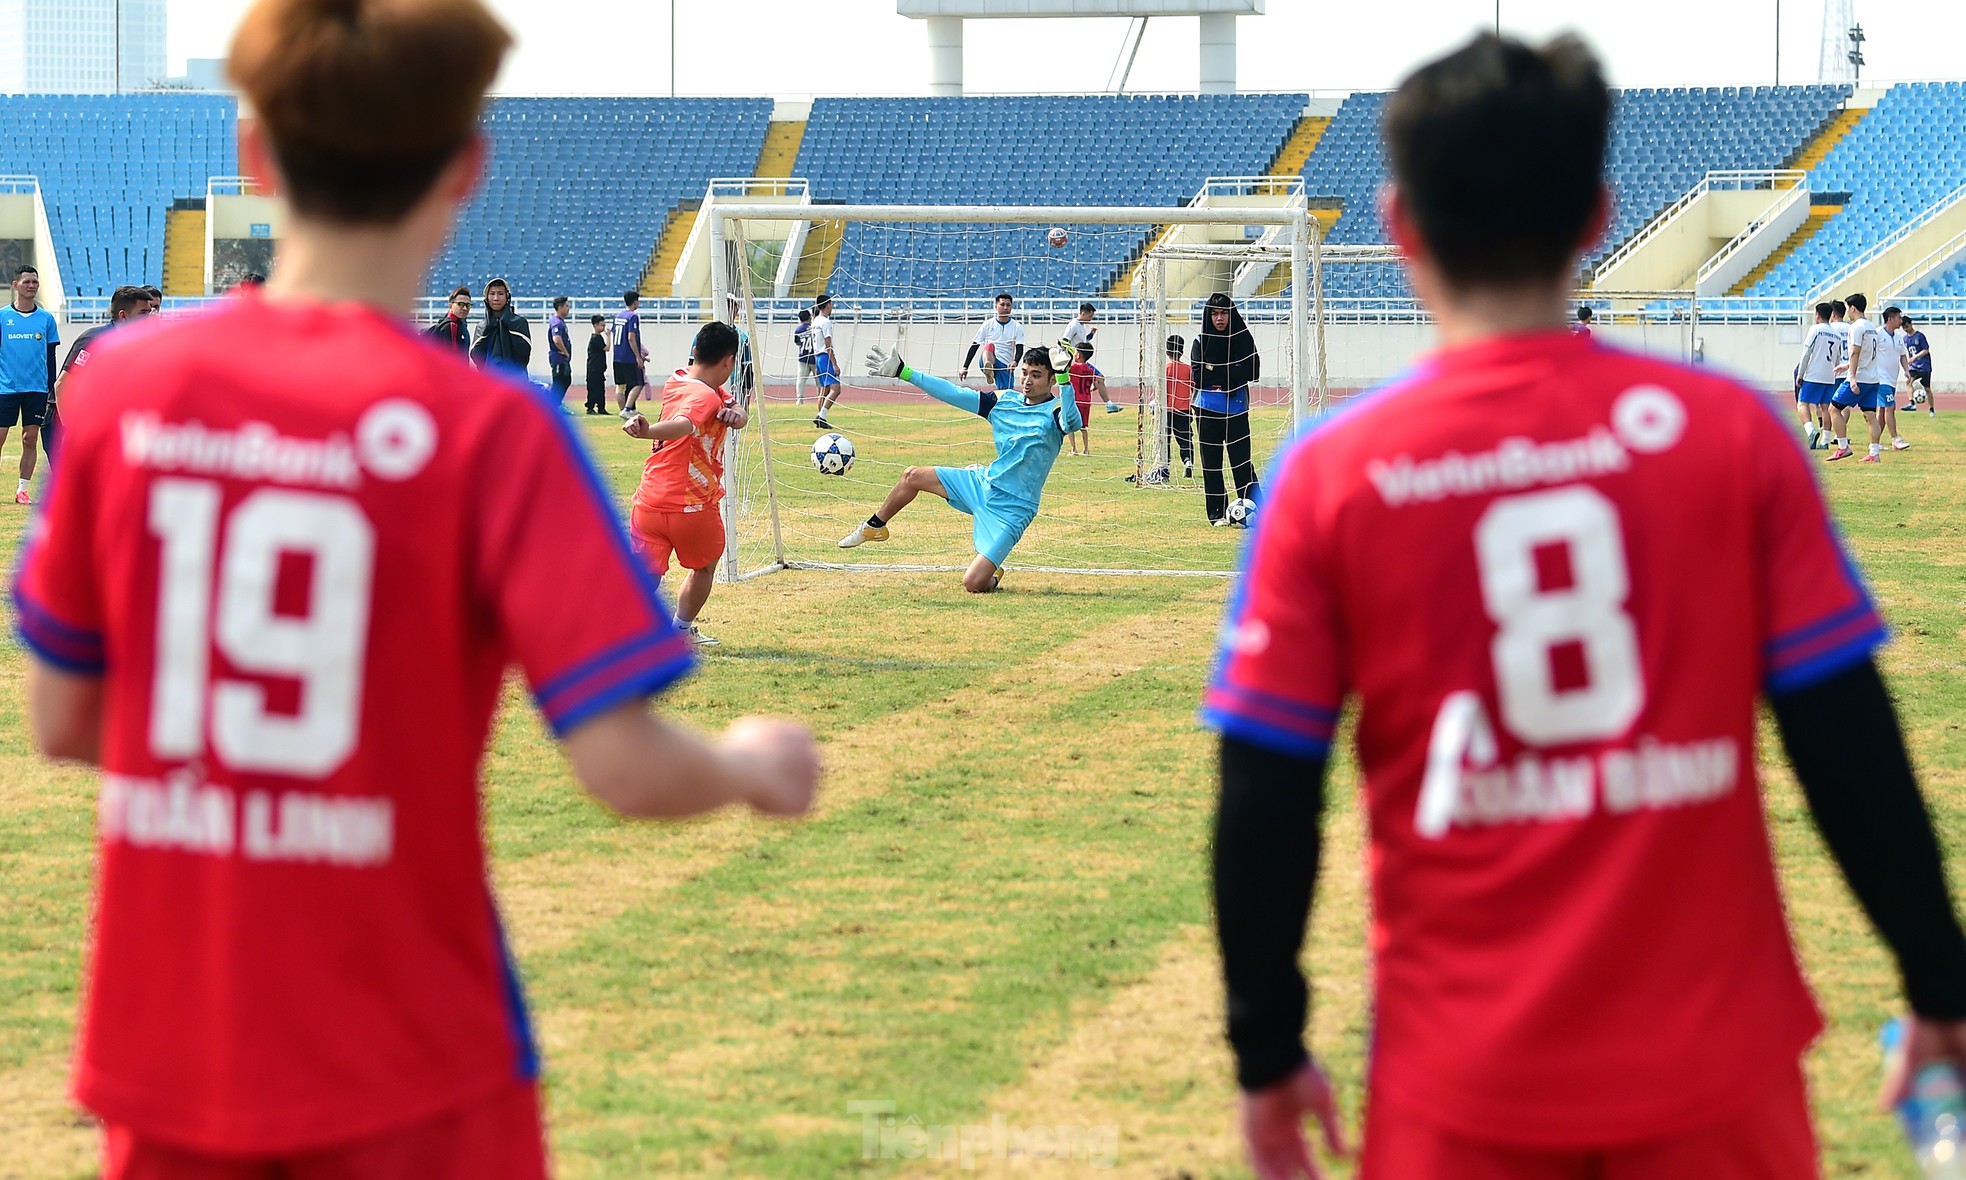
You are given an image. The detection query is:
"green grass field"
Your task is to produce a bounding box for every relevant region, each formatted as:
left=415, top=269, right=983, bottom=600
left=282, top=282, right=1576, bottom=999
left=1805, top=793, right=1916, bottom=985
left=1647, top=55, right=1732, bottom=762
left=2, top=404, right=1962, bottom=1178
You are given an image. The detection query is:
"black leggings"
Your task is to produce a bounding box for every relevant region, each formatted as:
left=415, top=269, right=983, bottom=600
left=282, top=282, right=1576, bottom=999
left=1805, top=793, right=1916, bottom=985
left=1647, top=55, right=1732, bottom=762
left=1197, top=406, right=1258, bottom=521
left=1165, top=409, right=1194, bottom=472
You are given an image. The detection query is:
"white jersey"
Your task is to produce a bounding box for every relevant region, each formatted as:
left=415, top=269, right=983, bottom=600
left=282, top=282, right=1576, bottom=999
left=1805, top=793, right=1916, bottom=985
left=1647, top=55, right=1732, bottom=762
left=812, top=314, right=835, bottom=360
left=1801, top=323, right=1842, bottom=385
left=972, top=317, right=1026, bottom=368
left=1061, top=319, right=1096, bottom=353
left=1852, top=316, right=1895, bottom=385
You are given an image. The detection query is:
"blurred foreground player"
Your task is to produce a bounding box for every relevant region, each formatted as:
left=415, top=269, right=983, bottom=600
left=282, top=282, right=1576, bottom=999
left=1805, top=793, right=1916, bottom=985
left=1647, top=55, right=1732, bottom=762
left=16, top=1, right=820, bottom=1177
left=1207, top=32, right=1966, bottom=1180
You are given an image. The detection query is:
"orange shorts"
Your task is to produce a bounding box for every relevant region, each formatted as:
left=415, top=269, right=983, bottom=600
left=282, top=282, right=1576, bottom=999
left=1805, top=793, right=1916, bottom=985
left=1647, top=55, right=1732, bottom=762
left=1360, top=1063, right=1818, bottom=1180
left=630, top=503, right=726, bottom=575
left=102, top=1079, right=547, bottom=1180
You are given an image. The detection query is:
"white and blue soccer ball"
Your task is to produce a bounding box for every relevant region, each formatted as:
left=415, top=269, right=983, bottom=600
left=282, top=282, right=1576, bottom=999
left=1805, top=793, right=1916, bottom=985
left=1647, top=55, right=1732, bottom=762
left=1225, top=497, right=1257, bottom=528
left=812, top=432, right=856, bottom=476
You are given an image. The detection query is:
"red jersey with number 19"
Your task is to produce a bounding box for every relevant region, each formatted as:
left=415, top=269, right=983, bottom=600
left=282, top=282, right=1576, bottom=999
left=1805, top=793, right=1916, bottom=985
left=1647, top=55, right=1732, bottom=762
left=1204, top=330, right=1884, bottom=1147
left=12, top=291, right=695, bottom=1154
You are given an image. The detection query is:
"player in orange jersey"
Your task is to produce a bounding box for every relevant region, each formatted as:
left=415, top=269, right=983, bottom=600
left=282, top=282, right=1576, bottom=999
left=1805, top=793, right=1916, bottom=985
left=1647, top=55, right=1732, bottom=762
left=623, top=320, right=748, bottom=646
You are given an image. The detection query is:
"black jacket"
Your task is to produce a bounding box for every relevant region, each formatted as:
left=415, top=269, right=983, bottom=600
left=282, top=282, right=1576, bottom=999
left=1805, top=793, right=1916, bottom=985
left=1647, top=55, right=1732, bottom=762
left=471, top=306, right=533, bottom=373
left=426, top=315, right=471, bottom=353
left=1190, top=294, right=1259, bottom=395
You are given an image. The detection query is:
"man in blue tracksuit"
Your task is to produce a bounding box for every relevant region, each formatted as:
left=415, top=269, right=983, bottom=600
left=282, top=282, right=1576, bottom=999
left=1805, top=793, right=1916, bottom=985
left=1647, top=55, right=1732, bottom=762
left=839, top=343, right=1082, bottom=593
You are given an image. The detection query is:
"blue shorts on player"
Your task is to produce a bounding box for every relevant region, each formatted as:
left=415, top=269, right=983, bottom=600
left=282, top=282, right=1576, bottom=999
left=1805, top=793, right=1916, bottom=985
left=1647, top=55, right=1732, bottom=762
left=1797, top=379, right=1837, bottom=405
left=934, top=465, right=1035, bottom=567
left=815, top=353, right=841, bottom=388
left=1830, top=380, right=1890, bottom=410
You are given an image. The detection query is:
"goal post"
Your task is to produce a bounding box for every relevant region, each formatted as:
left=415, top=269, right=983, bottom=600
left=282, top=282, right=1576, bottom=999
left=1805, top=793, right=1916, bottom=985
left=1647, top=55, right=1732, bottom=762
left=708, top=202, right=1318, bottom=582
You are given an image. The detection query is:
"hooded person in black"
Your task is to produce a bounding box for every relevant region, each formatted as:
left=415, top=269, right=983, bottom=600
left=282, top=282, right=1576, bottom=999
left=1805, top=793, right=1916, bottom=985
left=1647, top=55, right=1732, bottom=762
left=1189, top=292, right=1261, bottom=522
left=470, top=276, right=532, bottom=376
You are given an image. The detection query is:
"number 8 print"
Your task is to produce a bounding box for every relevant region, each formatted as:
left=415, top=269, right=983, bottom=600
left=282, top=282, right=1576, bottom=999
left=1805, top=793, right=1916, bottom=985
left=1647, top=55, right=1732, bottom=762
left=1474, top=485, right=1645, bottom=746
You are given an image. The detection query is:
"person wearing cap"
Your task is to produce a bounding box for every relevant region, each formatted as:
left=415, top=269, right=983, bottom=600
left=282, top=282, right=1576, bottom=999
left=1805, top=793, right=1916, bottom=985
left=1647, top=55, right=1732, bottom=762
left=471, top=276, right=532, bottom=377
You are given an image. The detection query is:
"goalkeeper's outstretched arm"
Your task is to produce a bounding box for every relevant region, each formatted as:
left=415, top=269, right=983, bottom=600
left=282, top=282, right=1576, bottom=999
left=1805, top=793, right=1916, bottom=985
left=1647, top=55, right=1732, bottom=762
left=867, top=345, right=987, bottom=416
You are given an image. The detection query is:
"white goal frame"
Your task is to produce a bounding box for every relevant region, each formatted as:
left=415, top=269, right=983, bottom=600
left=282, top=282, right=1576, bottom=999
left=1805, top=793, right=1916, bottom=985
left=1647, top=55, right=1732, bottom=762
left=708, top=202, right=1317, bottom=582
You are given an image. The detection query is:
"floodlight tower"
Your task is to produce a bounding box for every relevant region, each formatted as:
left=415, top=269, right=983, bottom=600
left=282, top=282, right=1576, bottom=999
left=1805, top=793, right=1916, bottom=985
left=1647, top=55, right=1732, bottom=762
left=1818, top=0, right=1861, bottom=83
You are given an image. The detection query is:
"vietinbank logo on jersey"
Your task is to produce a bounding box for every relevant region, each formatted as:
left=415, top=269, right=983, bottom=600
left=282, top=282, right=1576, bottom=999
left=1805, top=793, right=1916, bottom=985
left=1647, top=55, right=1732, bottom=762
left=1366, top=386, right=1687, bottom=508
left=119, top=400, right=438, bottom=487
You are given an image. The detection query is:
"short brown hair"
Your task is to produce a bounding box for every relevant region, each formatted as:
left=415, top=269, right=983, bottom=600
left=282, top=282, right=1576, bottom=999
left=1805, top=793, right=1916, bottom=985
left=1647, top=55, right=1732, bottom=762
left=229, top=0, right=512, bottom=224
left=449, top=285, right=471, bottom=301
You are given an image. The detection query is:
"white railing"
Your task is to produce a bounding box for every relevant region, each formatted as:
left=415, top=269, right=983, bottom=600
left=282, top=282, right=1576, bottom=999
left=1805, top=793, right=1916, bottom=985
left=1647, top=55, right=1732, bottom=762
left=1694, top=182, right=1812, bottom=293
left=1593, top=169, right=1805, bottom=283
left=1807, top=179, right=1966, bottom=300
left=1880, top=226, right=1966, bottom=298
left=1200, top=175, right=1306, bottom=200
left=706, top=176, right=809, bottom=200
left=0, top=175, right=40, bottom=195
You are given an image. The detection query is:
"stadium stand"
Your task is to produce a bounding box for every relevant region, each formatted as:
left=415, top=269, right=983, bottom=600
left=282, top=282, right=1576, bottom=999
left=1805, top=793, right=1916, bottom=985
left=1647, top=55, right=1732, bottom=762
left=1301, top=84, right=1849, bottom=300
left=430, top=97, right=771, bottom=299
left=1748, top=82, right=1966, bottom=299
left=0, top=94, right=236, bottom=297
left=793, top=94, right=1307, bottom=297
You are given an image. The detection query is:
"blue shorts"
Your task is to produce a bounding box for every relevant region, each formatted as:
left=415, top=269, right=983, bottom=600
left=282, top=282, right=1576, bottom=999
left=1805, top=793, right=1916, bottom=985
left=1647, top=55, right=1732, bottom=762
left=815, top=353, right=841, bottom=388
left=1797, top=380, right=1837, bottom=405
left=1831, top=381, right=1888, bottom=410
left=934, top=465, right=1035, bottom=567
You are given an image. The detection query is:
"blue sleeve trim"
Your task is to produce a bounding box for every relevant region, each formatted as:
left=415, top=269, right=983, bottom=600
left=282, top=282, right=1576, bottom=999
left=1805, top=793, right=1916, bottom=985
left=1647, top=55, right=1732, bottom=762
left=1764, top=622, right=1889, bottom=698
left=1200, top=706, right=1334, bottom=760
left=11, top=585, right=104, bottom=673
left=538, top=633, right=696, bottom=736
left=1766, top=600, right=1875, bottom=660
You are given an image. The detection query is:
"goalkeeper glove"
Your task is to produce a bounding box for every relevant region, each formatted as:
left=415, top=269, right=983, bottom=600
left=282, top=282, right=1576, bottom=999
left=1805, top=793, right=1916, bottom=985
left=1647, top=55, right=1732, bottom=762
left=865, top=344, right=906, bottom=379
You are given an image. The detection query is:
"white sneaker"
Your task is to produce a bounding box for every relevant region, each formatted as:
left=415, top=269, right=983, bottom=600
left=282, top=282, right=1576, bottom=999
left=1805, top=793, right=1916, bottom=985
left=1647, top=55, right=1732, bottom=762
left=1892, top=437, right=1912, bottom=451
left=839, top=522, right=890, bottom=549
left=681, top=623, right=718, bottom=647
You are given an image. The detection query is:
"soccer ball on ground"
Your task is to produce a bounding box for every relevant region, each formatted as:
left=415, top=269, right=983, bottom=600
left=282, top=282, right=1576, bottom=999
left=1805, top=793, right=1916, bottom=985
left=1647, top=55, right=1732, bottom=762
left=1225, top=498, right=1256, bottom=527
left=812, top=432, right=856, bottom=476
left=1047, top=227, right=1068, bottom=249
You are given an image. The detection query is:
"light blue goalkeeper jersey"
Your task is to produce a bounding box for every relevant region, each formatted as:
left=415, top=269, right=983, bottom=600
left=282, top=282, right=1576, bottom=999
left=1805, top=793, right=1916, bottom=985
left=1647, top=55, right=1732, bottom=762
left=905, top=366, right=1082, bottom=512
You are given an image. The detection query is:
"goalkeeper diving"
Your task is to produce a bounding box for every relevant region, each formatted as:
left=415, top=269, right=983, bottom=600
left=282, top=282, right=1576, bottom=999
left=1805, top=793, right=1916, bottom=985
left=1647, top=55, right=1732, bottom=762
left=839, top=342, right=1083, bottom=592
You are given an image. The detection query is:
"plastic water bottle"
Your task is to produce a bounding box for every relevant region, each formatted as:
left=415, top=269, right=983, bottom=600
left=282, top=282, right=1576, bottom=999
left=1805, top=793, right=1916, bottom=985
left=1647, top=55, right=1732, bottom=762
left=1883, top=1019, right=1966, bottom=1179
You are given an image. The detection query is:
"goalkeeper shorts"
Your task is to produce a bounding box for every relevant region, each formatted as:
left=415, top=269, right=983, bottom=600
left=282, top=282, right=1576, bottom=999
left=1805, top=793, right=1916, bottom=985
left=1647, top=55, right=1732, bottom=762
left=935, top=466, right=1034, bottom=568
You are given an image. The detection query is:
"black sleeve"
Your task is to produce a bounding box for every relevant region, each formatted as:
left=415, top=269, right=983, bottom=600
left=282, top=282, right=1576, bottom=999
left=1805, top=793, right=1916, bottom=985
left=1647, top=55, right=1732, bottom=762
left=1012, top=342, right=1025, bottom=365
left=962, top=342, right=980, bottom=369
left=975, top=389, right=998, bottom=419
left=1214, top=733, right=1327, bottom=1090
left=1773, top=658, right=1966, bottom=1019
left=46, top=341, right=57, bottom=392
left=1247, top=332, right=1260, bottom=385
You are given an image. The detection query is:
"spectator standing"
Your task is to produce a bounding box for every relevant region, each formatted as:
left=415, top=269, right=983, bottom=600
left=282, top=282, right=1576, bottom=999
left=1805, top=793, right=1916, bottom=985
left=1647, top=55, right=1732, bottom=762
left=615, top=290, right=649, bottom=417
left=142, top=286, right=163, bottom=313
left=1164, top=332, right=1195, bottom=480
left=810, top=294, right=844, bottom=429
left=1189, top=292, right=1260, bottom=523
left=0, top=264, right=58, bottom=504
left=1902, top=314, right=1934, bottom=415
left=471, top=277, right=531, bottom=377
left=548, top=296, right=573, bottom=407
left=1575, top=305, right=1594, bottom=337
left=428, top=286, right=472, bottom=352
left=793, top=309, right=816, bottom=405
left=960, top=292, right=1025, bottom=391
left=585, top=313, right=609, bottom=413
left=48, top=285, right=156, bottom=462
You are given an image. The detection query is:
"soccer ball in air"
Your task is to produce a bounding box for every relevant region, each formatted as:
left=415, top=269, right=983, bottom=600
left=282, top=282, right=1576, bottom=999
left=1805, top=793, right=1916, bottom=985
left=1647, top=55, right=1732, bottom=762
left=1911, top=387, right=1930, bottom=406
left=1225, top=498, right=1256, bottom=528
left=1047, top=227, right=1069, bottom=249
left=812, top=433, right=856, bottom=476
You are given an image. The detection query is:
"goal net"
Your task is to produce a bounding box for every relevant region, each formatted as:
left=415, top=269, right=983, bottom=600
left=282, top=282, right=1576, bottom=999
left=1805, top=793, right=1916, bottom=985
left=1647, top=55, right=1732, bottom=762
left=712, top=203, right=1315, bottom=581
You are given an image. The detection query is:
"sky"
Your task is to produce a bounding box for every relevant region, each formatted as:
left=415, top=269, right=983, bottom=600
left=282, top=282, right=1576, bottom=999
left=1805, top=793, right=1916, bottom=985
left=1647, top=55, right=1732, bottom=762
left=167, top=1, right=1962, bottom=98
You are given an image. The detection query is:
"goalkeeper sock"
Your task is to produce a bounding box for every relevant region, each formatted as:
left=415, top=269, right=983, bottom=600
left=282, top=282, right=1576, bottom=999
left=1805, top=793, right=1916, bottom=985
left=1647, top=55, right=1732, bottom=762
left=867, top=514, right=886, bottom=529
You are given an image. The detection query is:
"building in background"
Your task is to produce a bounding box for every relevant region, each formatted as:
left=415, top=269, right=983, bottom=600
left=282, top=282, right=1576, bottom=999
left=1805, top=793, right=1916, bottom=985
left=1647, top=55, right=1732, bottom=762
left=0, top=0, right=168, bottom=94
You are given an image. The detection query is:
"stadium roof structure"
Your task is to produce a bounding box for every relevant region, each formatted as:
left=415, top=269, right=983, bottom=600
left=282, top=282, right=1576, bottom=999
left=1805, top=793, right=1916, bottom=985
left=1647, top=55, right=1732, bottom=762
left=898, top=0, right=1265, bottom=94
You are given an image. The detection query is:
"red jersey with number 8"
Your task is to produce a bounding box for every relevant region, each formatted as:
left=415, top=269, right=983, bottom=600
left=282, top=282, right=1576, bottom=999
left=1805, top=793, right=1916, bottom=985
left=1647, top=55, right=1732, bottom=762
left=12, top=291, right=694, bottom=1154
left=1204, top=330, right=1884, bottom=1146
